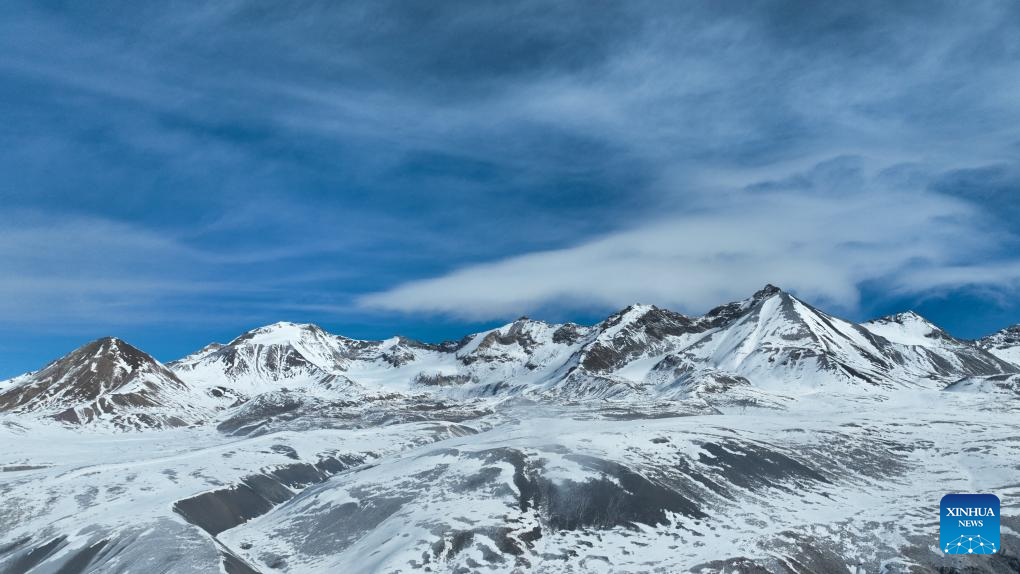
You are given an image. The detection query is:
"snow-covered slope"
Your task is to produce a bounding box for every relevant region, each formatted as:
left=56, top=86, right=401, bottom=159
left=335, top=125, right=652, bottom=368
left=340, top=318, right=591, bottom=397
left=944, top=373, right=1020, bottom=396
left=3, top=391, right=1017, bottom=573
left=0, top=338, right=210, bottom=430
left=978, top=324, right=1020, bottom=366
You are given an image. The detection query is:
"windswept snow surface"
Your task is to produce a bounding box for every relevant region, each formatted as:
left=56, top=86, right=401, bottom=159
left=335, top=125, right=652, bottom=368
left=1, top=392, right=1018, bottom=573
left=2, top=286, right=1020, bottom=573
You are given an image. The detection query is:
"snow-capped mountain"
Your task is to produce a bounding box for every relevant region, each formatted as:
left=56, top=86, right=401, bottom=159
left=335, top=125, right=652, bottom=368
left=3, top=286, right=1016, bottom=429
left=977, top=324, right=1020, bottom=366
left=2, top=286, right=1020, bottom=573
left=168, top=322, right=369, bottom=404
left=0, top=337, right=209, bottom=429
left=3, top=285, right=1015, bottom=428
left=677, top=287, right=902, bottom=390
left=863, top=311, right=952, bottom=346
left=861, top=311, right=1018, bottom=380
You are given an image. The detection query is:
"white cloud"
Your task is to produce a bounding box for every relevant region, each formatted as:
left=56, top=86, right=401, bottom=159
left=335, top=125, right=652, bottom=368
left=360, top=161, right=1020, bottom=319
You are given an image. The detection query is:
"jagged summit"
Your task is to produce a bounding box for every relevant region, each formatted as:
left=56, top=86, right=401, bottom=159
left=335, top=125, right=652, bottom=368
left=978, top=324, right=1020, bottom=366
left=753, top=283, right=783, bottom=299
left=699, top=284, right=786, bottom=329
left=981, top=323, right=1020, bottom=343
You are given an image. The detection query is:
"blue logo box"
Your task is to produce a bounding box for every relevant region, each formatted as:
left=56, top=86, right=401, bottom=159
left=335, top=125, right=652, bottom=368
left=941, top=494, right=1000, bottom=555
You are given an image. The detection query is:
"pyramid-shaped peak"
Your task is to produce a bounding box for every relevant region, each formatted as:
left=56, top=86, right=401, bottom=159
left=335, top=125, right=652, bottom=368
left=598, top=304, right=694, bottom=340
left=0, top=335, right=183, bottom=410
left=86, top=336, right=130, bottom=351
left=700, top=285, right=791, bottom=328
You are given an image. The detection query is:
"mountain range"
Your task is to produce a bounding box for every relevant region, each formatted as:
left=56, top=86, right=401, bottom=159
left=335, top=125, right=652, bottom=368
left=1, top=285, right=1019, bottom=573
left=2, top=285, right=1018, bottom=431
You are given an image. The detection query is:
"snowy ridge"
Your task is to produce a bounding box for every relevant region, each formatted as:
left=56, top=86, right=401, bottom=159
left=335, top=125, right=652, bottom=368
left=147, top=286, right=1020, bottom=402
left=3, top=285, right=1017, bottom=429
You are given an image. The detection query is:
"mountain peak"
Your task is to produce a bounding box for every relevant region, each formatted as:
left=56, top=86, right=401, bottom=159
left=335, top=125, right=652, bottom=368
left=73, top=337, right=162, bottom=371
left=86, top=336, right=129, bottom=351
left=606, top=303, right=657, bottom=322
left=866, top=310, right=940, bottom=329
left=985, top=324, right=1020, bottom=337
left=886, top=310, right=928, bottom=323
left=0, top=336, right=196, bottom=429
left=37, top=337, right=172, bottom=382
left=978, top=324, right=1020, bottom=366
left=862, top=310, right=953, bottom=347
left=231, top=322, right=329, bottom=346
left=752, top=284, right=784, bottom=300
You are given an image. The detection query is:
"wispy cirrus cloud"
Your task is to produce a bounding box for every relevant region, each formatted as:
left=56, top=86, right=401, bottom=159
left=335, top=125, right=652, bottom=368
left=0, top=209, right=373, bottom=327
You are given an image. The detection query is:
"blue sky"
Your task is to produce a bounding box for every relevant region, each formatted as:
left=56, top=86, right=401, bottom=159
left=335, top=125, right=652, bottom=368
left=2, top=1, right=1020, bottom=377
